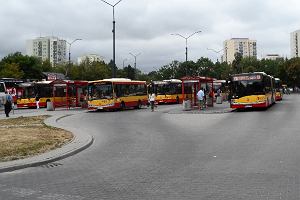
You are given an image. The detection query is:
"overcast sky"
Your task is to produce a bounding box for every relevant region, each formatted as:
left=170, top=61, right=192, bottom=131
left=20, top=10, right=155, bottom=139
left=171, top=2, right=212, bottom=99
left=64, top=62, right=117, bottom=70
left=1, top=0, right=300, bottom=72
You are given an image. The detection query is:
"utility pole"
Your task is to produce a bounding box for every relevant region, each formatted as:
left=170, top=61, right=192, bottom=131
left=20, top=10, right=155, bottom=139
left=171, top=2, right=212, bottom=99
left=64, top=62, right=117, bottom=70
left=98, top=0, right=123, bottom=78
left=171, top=31, right=201, bottom=62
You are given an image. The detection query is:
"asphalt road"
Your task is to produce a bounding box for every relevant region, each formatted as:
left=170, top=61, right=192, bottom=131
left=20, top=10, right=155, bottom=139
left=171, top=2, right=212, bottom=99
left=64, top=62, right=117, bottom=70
left=0, top=95, right=300, bottom=199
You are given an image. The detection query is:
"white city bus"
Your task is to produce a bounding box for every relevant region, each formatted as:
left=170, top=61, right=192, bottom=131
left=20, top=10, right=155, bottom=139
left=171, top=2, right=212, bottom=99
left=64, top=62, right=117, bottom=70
left=0, top=82, right=7, bottom=108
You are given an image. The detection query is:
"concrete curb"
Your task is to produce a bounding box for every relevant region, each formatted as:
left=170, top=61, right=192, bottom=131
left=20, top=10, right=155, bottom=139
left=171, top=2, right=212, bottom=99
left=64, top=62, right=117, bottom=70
left=0, top=113, right=94, bottom=173
left=168, top=108, right=236, bottom=114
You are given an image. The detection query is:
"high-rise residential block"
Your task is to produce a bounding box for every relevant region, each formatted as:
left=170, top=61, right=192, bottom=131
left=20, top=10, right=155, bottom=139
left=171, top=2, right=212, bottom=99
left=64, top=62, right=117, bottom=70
left=223, top=38, right=257, bottom=63
left=290, top=30, right=300, bottom=58
left=26, top=36, right=67, bottom=66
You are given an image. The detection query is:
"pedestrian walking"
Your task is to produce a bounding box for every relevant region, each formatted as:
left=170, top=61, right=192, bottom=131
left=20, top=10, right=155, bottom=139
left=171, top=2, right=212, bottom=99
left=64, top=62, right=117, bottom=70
left=149, top=93, right=156, bottom=112
left=35, top=93, right=40, bottom=109
left=3, top=91, right=12, bottom=117
left=197, top=88, right=205, bottom=110
left=217, top=88, right=221, bottom=97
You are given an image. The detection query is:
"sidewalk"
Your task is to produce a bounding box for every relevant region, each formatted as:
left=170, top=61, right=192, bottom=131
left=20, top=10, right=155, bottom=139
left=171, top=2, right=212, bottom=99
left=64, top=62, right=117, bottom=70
left=0, top=107, right=93, bottom=173
left=168, top=101, right=235, bottom=114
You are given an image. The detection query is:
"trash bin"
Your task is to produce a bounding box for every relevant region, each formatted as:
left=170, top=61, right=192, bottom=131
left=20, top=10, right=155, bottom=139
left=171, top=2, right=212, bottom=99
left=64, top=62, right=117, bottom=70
left=206, top=96, right=213, bottom=107
left=216, top=96, right=222, bottom=104
left=46, top=101, right=54, bottom=111
left=182, top=100, right=192, bottom=111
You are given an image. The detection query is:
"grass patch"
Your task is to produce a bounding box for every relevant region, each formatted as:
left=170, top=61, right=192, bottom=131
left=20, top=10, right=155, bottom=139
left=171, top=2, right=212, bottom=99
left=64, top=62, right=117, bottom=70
left=0, top=116, right=73, bottom=162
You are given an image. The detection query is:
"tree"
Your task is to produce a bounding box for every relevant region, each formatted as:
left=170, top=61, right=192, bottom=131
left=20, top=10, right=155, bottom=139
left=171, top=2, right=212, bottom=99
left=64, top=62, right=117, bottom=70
left=232, top=52, right=243, bottom=73
left=240, top=57, right=259, bottom=73
left=214, top=61, right=231, bottom=80
left=41, top=59, right=52, bottom=72
left=0, top=52, right=42, bottom=79
left=285, top=58, right=300, bottom=87
left=124, top=65, right=136, bottom=80
left=0, top=63, right=24, bottom=78
left=196, top=57, right=215, bottom=77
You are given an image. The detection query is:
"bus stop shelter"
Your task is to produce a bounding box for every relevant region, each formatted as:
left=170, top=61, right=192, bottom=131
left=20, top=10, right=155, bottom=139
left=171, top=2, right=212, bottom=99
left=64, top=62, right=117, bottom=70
left=181, top=76, right=215, bottom=108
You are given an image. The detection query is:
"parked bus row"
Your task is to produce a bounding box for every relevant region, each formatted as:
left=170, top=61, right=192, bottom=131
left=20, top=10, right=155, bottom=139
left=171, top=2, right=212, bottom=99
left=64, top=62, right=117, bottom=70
left=1, top=72, right=285, bottom=111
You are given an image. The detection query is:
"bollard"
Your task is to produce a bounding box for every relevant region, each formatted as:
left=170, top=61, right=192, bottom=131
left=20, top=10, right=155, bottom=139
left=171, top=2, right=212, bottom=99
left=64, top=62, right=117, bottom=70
left=216, top=96, right=222, bottom=104
left=182, top=100, right=192, bottom=111
left=46, top=101, right=54, bottom=111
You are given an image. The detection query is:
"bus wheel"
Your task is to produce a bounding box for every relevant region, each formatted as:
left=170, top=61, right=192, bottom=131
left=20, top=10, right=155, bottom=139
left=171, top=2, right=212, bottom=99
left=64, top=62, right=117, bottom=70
left=121, top=102, right=126, bottom=110
left=136, top=100, right=142, bottom=109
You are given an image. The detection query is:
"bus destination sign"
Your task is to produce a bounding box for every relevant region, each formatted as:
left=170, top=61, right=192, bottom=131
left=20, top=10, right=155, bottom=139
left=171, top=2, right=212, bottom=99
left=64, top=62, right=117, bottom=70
left=233, top=75, right=261, bottom=81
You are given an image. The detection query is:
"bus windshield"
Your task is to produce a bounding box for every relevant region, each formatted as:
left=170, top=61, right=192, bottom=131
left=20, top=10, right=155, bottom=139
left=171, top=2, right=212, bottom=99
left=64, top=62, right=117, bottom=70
left=155, top=83, right=181, bottom=95
left=21, top=86, right=35, bottom=98
left=156, top=84, right=167, bottom=95
left=90, top=83, right=113, bottom=100
left=275, top=80, right=282, bottom=92
left=231, top=80, right=265, bottom=97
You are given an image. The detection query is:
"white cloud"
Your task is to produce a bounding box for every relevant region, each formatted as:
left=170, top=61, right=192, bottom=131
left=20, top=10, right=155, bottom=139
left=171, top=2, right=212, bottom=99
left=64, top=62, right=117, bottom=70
left=1, top=0, right=300, bottom=71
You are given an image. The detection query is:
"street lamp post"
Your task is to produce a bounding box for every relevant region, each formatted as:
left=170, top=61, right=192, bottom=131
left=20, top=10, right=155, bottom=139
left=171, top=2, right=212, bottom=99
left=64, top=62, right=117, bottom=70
left=207, top=48, right=226, bottom=62
left=171, top=31, right=201, bottom=62
left=129, top=52, right=141, bottom=69
left=122, top=58, right=127, bottom=68
left=98, top=0, right=123, bottom=78
left=66, top=38, right=82, bottom=76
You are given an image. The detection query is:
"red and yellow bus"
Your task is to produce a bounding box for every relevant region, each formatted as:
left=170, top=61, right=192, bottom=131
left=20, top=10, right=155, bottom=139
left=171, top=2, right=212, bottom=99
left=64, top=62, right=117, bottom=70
left=0, top=78, right=24, bottom=103
left=229, top=72, right=276, bottom=109
left=275, top=78, right=283, bottom=101
left=88, top=78, right=148, bottom=111
left=17, top=81, right=67, bottom=108
left=150, top=79, right=182, bottom=104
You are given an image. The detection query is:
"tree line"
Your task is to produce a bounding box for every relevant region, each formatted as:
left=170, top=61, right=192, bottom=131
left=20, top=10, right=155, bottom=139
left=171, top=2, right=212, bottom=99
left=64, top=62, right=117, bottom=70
left=1, top=52, right=300, bottom=87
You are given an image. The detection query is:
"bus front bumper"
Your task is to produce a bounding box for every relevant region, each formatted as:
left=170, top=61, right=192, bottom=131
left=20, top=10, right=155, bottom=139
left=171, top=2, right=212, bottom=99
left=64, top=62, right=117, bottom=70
left=230, top=102, right=267, bottom=109
left=157, top=99, right=178, bottom=104
left=275, top=96, right=282, bottom=101
left=88, top=103, right=116, bottom=111
left=17, top=103, right=37, bottom=108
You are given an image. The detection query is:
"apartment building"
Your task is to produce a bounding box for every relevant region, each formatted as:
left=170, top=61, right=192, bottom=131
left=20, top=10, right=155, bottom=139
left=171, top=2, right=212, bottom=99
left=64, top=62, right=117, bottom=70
left=77, top=54, right=103, bottom=65
left=26, top=36, right=67, bottom=66
left=290, top=30, right=300, bottom=58
left=223, top=38, right=257, bottom=63
left=264, top=54, right=283, bottom=61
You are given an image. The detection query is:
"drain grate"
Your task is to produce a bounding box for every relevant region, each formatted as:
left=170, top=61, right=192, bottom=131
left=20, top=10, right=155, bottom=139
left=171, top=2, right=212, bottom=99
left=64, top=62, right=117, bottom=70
left=40, top=162, right=63, bottom=168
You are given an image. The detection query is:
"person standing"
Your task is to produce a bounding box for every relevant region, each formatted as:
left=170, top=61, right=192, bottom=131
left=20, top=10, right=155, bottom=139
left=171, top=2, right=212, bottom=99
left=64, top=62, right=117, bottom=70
left=217, top=88, right=221, bottom=97
left=35, top=93, right=40, bottom=109
left=197, top=88, right=205, bottom=110
left=149, top=93, right=156, bottom=112
left=3, top=91, right=12, bottom=117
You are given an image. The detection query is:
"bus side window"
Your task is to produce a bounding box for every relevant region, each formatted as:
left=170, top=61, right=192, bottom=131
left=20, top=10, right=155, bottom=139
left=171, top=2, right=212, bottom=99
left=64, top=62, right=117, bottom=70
left=115, top=85, right=123, bottom=98
left=122, top=85, right=130, bottom=97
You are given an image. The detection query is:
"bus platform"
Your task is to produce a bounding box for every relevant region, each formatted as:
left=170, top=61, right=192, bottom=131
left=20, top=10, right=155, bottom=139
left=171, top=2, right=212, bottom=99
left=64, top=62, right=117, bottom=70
left=168, top=101, right=235, bottom=114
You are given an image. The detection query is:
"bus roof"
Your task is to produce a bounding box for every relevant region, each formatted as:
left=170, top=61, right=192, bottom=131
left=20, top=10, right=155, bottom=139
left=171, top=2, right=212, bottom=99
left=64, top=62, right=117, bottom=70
left=162, top=79, right=182, bottom=83
left=152, top=81, right=167, bottom=85
left=232, top=72, right=267, bottom=76
left=152, top=79, right=182, bottom=85
left=213, top=80, right=226, bottom=83
left=36, top=81, right=53, bottom=84
left=18, top=82, right=35, bottom=87
left=89, top=78, right=146, bottom=84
